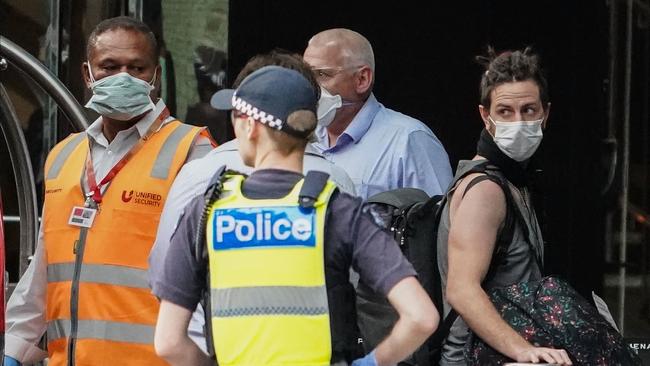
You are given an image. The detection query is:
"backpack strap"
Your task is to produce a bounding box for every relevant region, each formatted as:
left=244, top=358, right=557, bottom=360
left=463, top=163, right=542, bottom=270
left=427, top=191, right=460, bottom=364
left=459, top=171, right=518, bottom=267
left=298, top=171, right=330, bottom=208
left=462, top=175, right=495, bottom=198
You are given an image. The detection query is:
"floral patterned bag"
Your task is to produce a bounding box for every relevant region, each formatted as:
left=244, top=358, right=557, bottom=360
left=464, top=276, right=642, bottom=365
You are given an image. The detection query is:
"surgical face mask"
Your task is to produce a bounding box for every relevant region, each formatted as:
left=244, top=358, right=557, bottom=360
left=85, top=64, right=156, bottom=121
left=317, top=87, right=341, bottom=127
left=488, top=116, right=544, bottom=162
left=316, top=87, right=359, bottom=127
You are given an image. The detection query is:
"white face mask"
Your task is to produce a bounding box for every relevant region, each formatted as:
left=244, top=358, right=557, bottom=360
left=317, top=87, right=342, bottom=127
left=488, top=116, right=544, bottom=162
left=316, top=87, right=360, bottom=127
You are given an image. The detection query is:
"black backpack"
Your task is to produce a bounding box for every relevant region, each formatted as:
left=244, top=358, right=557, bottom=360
left=358, top=188, right=443, bottom=366
left=359, top=161, right=522, bottom=366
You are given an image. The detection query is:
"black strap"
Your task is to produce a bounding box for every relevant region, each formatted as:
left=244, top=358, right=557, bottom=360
left=195, top=165, right=228, bottom=264
left=462, top=162, right=530, bottom=242
left=462, top=175, right=495, bottom=199
left=466, top=164, right=542, bottom=270
left=206, top=165, right=228, bottom=192
left=195, top=166, right=245, bottom=361
left=298, top=171, right=330, bottom=208
left=427, top=309, right=459, bottom=355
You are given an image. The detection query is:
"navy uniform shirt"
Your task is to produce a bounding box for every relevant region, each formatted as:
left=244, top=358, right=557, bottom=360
left=152, top=168, right=416, bottom=310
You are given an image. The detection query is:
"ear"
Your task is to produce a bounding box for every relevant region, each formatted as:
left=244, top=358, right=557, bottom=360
left=354, top=66, right=373, bottom=94
left=82, top=62, right=92, bottom=88
left=542, top=102, right=551, bottom=129
left=478, top=104, right=490, bottom=129
left=246, top=117, right=259, bottom=140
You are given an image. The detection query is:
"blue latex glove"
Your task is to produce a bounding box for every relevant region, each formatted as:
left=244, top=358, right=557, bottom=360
left=3, top=356, right=21, bottom=366
left=351, top=350, right=377, bottom=366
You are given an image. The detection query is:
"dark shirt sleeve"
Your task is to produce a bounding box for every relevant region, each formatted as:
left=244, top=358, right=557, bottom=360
left=327, top=191, right=417, bottom=296
left=151, top=195, right=207, bottom=311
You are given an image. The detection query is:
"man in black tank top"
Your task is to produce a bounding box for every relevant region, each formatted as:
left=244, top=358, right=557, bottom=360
left=437, top=48, right=572, bottom=366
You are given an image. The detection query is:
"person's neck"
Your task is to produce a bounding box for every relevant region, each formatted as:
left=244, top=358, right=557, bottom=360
left=101, top=114, right=146, bottom=142
left=254, top=149, right=304, bottom=174
left=326, top=103, right=364, bottom=146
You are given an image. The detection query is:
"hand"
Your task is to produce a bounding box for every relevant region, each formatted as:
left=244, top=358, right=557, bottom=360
left=351, top=350, right=377, bottom=366
left=515, top=346, right=572, bottom=365
left=3, top=356, right=21, bottom=366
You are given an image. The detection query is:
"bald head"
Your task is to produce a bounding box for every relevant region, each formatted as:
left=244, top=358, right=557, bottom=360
left=307, top=28, right=375, bottom=72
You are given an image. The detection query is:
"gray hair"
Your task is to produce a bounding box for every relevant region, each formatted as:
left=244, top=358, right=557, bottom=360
left=308, top=28, right=375, bottom=72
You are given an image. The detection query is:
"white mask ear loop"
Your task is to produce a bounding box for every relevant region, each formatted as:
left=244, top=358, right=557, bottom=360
left=86, top=61, right=97, bottom=84
left=487, top=116, right=498, bottom=137
left=149, top=67, right=158, bottom=86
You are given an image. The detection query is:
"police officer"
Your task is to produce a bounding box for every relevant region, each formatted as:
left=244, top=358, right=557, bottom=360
left=148, top=50, right=356, bottom=353
left=152, top=65, right=438, bottom=366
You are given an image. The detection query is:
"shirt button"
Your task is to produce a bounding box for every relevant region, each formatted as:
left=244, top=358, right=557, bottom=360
left=107, top=150, right=112, bottom=155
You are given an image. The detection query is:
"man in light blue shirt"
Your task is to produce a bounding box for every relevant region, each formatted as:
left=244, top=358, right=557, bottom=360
left=304, top=28, right=453, bottom=199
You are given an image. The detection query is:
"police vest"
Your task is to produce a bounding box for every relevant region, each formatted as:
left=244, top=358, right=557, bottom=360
left=43, top=121, right=206, bottom=366
left=206, top=174, right=337, bottom=366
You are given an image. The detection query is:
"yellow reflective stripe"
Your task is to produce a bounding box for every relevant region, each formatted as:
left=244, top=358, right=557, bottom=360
left=150, top=123, right=194, bottom=179
left=47, top=319, right=154, bottom=344
left=46, top=133, right=86, bottom=180
left=47, top=262, right=149, bottom=289
left=212, top=286, right=328, bottom=317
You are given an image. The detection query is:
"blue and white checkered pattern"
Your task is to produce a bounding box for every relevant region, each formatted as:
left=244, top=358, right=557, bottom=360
left=210, top=65, right=318, bottom=138
left=232, top=94, right=283, bottom=129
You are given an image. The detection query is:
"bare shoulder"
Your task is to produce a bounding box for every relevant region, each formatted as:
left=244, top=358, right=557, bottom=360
left=449, top=172, right=507, bottom=222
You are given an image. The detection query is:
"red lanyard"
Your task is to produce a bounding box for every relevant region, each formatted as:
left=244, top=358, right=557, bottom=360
left=85, top=108, right=170, bottom=204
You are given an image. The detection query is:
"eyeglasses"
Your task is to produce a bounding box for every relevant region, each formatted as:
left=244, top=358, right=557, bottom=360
left=311, top=65, right=363, bottom=80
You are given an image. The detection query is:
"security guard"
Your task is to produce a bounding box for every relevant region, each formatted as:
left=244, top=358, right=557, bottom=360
left=4, top=17, right=213, bottom=366
left=152, top=65, right=439, bottom=366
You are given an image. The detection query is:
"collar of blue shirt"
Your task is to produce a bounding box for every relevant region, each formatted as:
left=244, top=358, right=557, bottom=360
left=315, top=93, right=381, bottom=151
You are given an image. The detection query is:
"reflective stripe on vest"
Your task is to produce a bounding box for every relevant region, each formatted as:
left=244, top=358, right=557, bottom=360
left=46, top=133, right=87, bottom=180
left=150, top=123, right=194, bottom=179
left=212, top=285, right=328, bottom=317
left=47, top=262, right=149, bottom=289
left=43, top=120, right=202, bottom=366
left=47, top=319, right=154, bottom=344
left=46, top=125, right=197, bottom=182
left=207, top=174, right=336, bottom=366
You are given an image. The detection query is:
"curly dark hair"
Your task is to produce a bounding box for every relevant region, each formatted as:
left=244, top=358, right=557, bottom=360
left=476, top=46, right=549, bottom=109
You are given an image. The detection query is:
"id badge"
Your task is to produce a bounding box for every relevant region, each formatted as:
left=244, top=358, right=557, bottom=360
left=68, top=206, right=97, bottom=228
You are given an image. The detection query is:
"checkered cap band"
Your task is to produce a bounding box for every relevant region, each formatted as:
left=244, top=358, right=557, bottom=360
left=232, top=94, right=284, bottom=130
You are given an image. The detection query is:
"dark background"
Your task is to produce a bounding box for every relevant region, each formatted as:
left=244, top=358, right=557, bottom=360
left=228, top=0, right=610, bottom=297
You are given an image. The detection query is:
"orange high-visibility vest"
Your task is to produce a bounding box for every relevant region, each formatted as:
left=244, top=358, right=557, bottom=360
left=43, top=121, right=206, bottom=366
